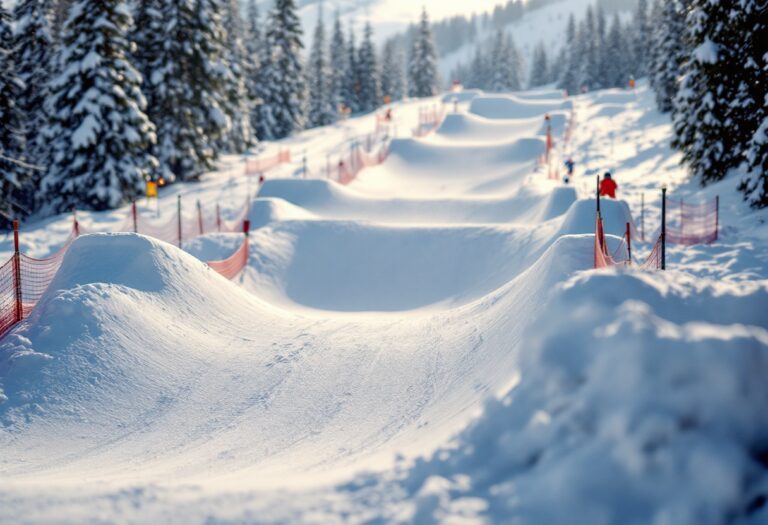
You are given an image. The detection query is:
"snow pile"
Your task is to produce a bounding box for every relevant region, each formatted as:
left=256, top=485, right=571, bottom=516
left=356, top=270, right=768, bottom=525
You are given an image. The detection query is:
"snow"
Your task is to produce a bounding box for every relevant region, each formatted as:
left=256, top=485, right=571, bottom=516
left=1, top=82, right=767, bottom=523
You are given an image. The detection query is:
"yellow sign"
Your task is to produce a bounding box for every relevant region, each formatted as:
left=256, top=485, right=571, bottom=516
left=146, top=180, right=158, bottom=198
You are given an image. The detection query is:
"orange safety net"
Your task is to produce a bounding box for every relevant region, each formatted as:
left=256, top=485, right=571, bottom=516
left=207, top=234, right=249, bottom=280
left=244, top=149, right=291, bottom=176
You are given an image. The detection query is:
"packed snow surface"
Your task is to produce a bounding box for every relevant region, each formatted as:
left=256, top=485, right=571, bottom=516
left=1, top=84, right=767, bottom=524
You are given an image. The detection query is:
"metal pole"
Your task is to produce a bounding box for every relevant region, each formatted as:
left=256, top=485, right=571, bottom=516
left=625, top=222, right=632, bottom=264
left=72, top=209, right=80, bottom=237
left=216, top=203, right=222, bottom=233
left=596, top=175, right=601, bottom=215
left=715, top=196, right=719, bottom=241
left=12, top=220, right=22, bottom=322
left=197, top=200, right=204, bottom=236
left=132, top=200, right=138, bottom=233
left=640, top=193, right=645, bottom=242
left=177, top=195, right=182, bottom=248
left=661, top=186, right=667, bottom=271
left=243, top=220, right=250, bottom=237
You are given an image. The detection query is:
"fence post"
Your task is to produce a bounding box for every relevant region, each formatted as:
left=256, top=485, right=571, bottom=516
left=72, top=209, right=80, bottom=237
left=303, top=154, right=308, bottom=179
left=640, top=193, right=645, bottom=242
left=12, top=220, right=22, bottom=322
left=661, top=186, right=667, bottom=271
left=715, top=196, right=719, bottom=241
left=680, top=198, right=684, bottom=237
left=216, top=203, right=222, bottom=233
left=177, top=195, right=182, bottom=248
left=596, top=175, right=601, bottom=215
left=243, top=220, right=250, bottom=237
left=197, top=199, right=204, bottom=236
left=625, top=222, right=632, bottom=264
left=132, top=200, right=138, bottom=233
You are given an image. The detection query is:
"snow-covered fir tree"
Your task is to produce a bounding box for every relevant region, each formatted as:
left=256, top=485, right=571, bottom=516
left=42, top=0, right=156, bottom=212
left=0, top=4, right=29, bottom=226
left=408, top=8, right=438, bottom=98
left=529, top=43, right=549, bottom=88
left=647, top=0, right=663, bottom=92
left=593, top=5, right=609, bottom=90
left=651, top=0, right=687, bottom=113
left=604, top=14, right=629, bottom=88
left=381, top=38, right=407, bottom=102
left=672, top=0, right=756, bottom=185
left=135, top=0, right=232, bottom=181
left=260, top=0, right=306, bottom=138
left=307, top=7, right=336, bottom=127
left=219, top=0, right=253, bottom=153
left=329, top=13, right=347, bottom=113
left=489, top=30, right=521, bottom=92
left=557, top=14, right=579, bottom=95
left=631, top=0, right=650, bottom=77
left=577, top=11, right=596, bottom=91
left=245, top=0, right=272, bottom=141
left=345, top=24, right=359, bottom=112
left=356, top=22, right=381, bottom=112
left=50, top=0, right=71, bottom=42
left=738, top=0, right=768, bottom=208
left=13, top=0, right=54, bottom=168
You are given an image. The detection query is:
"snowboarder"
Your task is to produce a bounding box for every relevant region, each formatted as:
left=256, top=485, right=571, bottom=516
left=599, top=172, right=618, bottom=199
left=564, top=158, right=575, bottom=184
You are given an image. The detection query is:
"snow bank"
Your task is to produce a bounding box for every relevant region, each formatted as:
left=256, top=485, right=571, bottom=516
left=379, top=270, right=768, bottom=525
left=434, top=111, right=567, bottom=144
left=469, top=94, right=572, bottom=120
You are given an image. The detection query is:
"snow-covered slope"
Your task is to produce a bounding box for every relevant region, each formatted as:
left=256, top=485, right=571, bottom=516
left=1, top=83, right=767, bottom=524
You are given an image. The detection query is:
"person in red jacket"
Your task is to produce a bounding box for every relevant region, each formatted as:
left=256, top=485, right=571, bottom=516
left=600, top=172, right=618, bottom=198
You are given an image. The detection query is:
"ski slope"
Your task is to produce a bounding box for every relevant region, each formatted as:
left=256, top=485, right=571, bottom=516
left=1, top=84, right=767, bottom=524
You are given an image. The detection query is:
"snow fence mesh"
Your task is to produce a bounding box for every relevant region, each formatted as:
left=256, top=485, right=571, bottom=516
left=0, top=211, right=251, bottom=340
left=666, top=198, right=719, bottom=245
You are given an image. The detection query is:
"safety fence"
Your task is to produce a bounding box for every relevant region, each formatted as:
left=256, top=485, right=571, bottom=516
left=413, top=105, right=446, bottom=137
left=541, top=110, right=577, bottom=181
left=666, top=197, right=719, bottom=245
left=595, top=184, right=720, bottom=271
left=0, top=208, right=252, bottom=340
left=244, top=148, right=291, bottom=176
left=318, top=132, right=391, bottom=185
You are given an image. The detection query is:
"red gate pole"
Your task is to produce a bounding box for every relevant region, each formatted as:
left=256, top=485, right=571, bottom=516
left=625, top=222, right=632, bottom=264
left=243, top=220, right=250, bottom=237
left=12, top=220, right=22, bottom=322
left=132, top=200, right=138, bottom=233
left=197, top=199, right=204, bottom=236
left=715, top=196, right=719, bottom=241
left=216, top=203, right=222, bottom=233
left=177, top=195, right=183, bottom=248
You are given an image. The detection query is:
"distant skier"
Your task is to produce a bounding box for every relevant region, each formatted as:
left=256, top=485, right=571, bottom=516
left=564, top=158, right=575, bottom=184
left=599, top=172, right=618, bottom=199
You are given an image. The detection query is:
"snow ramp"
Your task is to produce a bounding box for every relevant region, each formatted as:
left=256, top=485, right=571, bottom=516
left=0, top=229, right=593, bottom=492
left=352, top=136, right=546, bottom=197
left=469, top=94, right=572, bottom=120
left=433, top=111, right=568, bottom=144
left=257, top=179, right=576, bottom=225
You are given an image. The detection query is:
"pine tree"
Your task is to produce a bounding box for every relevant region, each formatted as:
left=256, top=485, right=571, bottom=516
left=652, top=0, right=687, bottom=113
left=245, top=0, right=271, bottom=141
left=739, top=0, right=768, bottom=207
left=41, top=0, right=156, bottom=212
left=260, top=0, right=306, bottom=139
left=329, top=13, right=347, bottom=113
left=356, top=22, right=381, bottom=112
left=408, top=7, right=439, bottom=97
left=381, top=38, right=407, bottom=101
left=345, top=24, right=359, bottom=112
left=594, top=5, right=609, bottom=90
left=647, top=0, right=663, bottom=91
left=604, top=14, right=629, bottom=88
left=13, top=0, right=54, bottom=165
left=529, top=43, right=549, bottom=88
left=672, top=0, right=755, bottom=185
left=632, top=0, right=650, bottom=77
left=137, top=0, right=233, bottom=181
left=51, top=0, right=72, bottom=42
left=220, top=0, right=253, bottom=153
left=558, top=14, right=579, bottom=95
left=469, top=46, right=488, bottom=90
left=578, top=11, right=596, bottom=92
left=490, top=31, right=521, bottom=92
left=0, top=4, right=29, bottom=225
left=307, top=7, right=336, bottom=127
